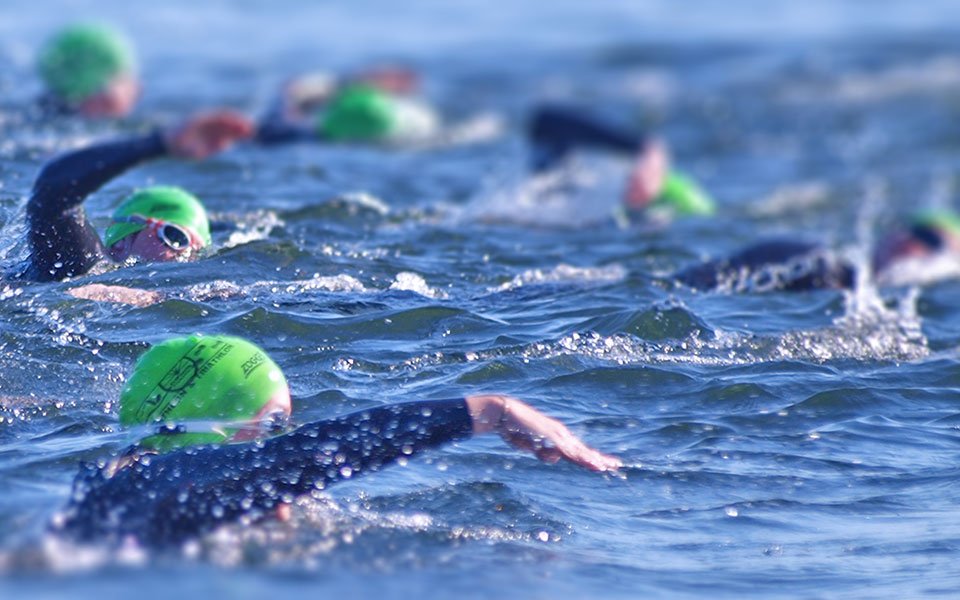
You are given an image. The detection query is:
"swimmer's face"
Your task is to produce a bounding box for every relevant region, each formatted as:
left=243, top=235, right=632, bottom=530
left=229, top=386, right=293, bottom=443
left=108, top=221, right=204, bottom=264
left=77, top=73, right=140, bottom=118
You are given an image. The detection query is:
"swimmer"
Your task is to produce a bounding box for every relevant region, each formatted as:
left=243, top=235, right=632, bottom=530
left=255, top=65, right=490, bottom=147
left=22, top=110, right=253, bottom=301
left=53, top=335, right=620, bottom=545
left=527, top=104, right=715, bottom=223
left=36, top=23, right=140, bottom=118
left=676, top=210, right=960, bottom=292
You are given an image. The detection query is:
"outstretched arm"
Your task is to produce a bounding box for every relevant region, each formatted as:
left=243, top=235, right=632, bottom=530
left=63, top=397, right=617, bottom=544
left=26, top=111, right=252, bottom=281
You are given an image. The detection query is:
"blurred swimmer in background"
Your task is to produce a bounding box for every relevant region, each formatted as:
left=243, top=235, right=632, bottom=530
left=36, top=23, right=140, bottom=119
left=464, top=103, right=714, bottom=228
left=676, top=210, right=960, bottom=292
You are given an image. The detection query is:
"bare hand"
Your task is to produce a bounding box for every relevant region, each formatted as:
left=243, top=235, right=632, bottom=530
left=164, top=110, right=253, bottom=159
left=67, top=284, right=164, bottom=307
left=466, top=394, right=621, bottom=472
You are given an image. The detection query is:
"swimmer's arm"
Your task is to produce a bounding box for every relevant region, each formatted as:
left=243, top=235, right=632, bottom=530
left=528, top=104, right=648, bottom=172
left=26, top=131, right=167, bottom=281
left=257, top=396, right=619, bottom=498
left=28, top=110, right=254, bottom=222
left=123, top=397, right=618, bottom=543
left=25, top=111, right=252, bottom=281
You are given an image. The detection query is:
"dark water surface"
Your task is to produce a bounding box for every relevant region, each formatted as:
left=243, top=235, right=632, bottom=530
left=2, top=1, right=960, bottom=598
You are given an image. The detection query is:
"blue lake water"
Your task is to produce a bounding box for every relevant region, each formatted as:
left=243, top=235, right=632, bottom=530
left=2, top=1, right=960, bottom=598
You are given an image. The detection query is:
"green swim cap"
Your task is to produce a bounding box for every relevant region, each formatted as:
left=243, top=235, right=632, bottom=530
left=911, top=209, right=960, bottom=239
left=652, top=171, right=716, bottom=216
left=120, top=335, right=288, bottom=452
left=37, top=23, right=135, bottom=104
left=103, top=186, right=212, bottom=248
left=319, top=85, right=396, bottom=141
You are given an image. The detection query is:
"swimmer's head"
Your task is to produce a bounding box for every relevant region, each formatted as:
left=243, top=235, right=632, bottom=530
left=37, top=23, right=139, bottom=117
left=873, top=209, right=960, bottom=273
left=318, top=85, right=396, bottom=141
left=623, top=140, right=714, bottom=218
left=120, top=335, right=291, bottom=452
left=104, top=186, right=211, bottom=263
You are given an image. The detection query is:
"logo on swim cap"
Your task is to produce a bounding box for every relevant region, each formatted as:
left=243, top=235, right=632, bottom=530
left=120, top=335, right=288, bottom=452
left=103, top=186, right=212, bottom=248
left=37, top=23, right=135, bottom=104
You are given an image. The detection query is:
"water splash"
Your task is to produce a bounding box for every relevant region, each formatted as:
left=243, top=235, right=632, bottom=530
left=389, top=272, right=447, bottom=299
left=213, top=209, right=284, bottom=249
left=492, top=263, right=627, bottom=292
left=185, top=273, right=367, bottom=302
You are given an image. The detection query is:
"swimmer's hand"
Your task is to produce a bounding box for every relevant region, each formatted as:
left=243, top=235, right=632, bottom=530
left=164, top=111, right=254, bottom=159
left=67, top=284, right=164, bottom=307
left=466, top=394, right=621, bottom=472
left=624, top=139, right=669, bottom=210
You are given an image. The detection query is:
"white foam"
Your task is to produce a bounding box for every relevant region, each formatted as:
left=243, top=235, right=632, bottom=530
left=493, top=263, right=627, bottom=293
left=389, top=271, right=447, bottom=299
left=464, top=156, right=625, bottom=228
left=218, top=210, right=283, bottom=249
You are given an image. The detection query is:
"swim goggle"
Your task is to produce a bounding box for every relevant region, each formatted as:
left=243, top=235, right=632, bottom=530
left=113, top=215, right=197, bottom=251
left=909, top=224, right=946, bottom=251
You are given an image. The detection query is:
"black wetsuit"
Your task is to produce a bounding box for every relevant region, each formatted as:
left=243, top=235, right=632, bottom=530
left=55, top=399, right=474, bottom=546
left=24, top=131, right=168, bottom=281
left=255, top=100, right=314, bottom=145
left=527, top=104, right=648, bottom=173
left=676, top=240, right=856, bottom=292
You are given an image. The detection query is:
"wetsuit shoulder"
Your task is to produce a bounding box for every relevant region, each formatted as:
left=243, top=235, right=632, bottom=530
left=25, top=131, right=167, bottom=281
left=57, top=399, right=473, bottom=545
